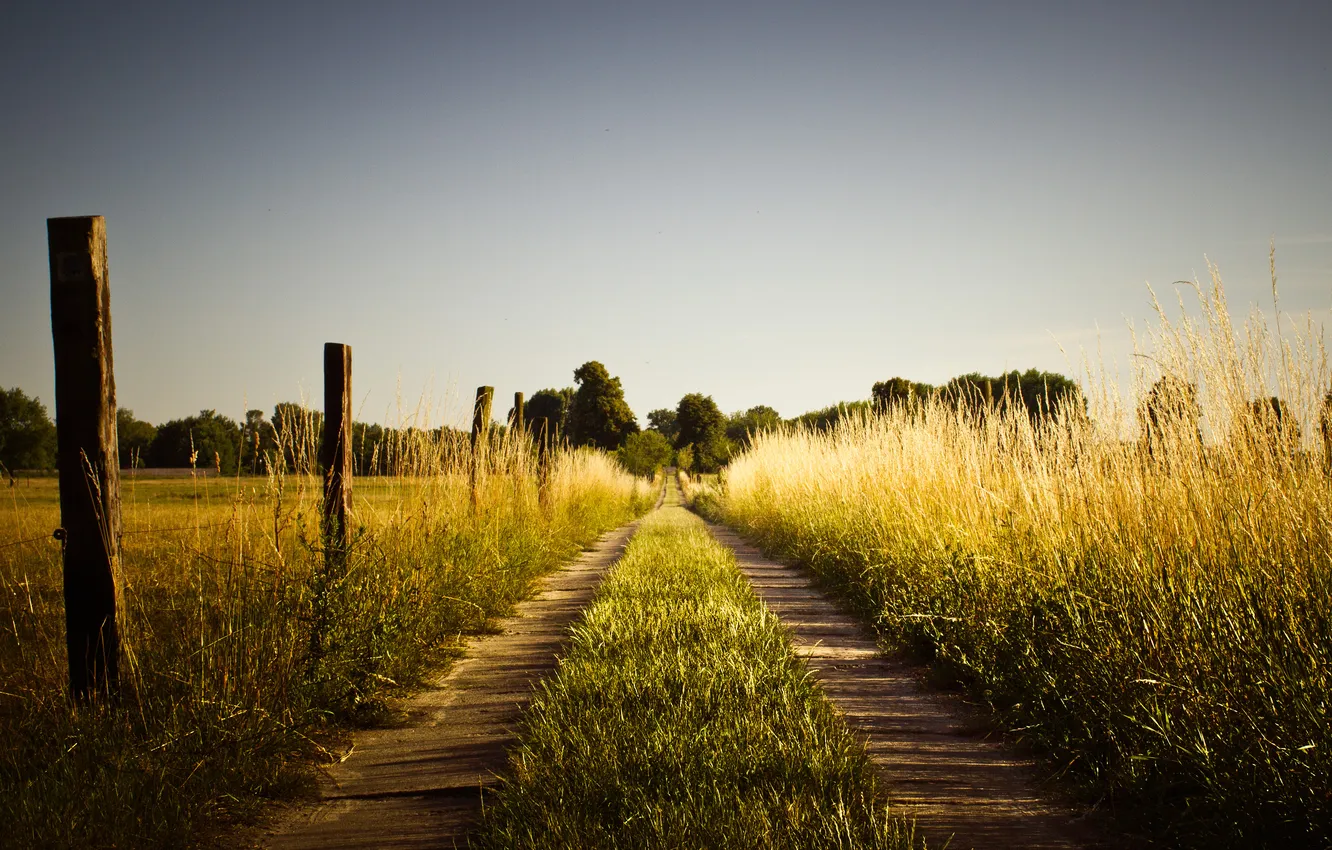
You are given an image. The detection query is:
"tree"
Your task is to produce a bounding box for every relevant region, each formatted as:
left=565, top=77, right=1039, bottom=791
left=0, top=387, right=57, bottom=472
left=675, top=393, right=732, bottom=472
left=116, top=408, right=157, bottom=469
left=675, top=443, right=695, bottom=474
left=1249, top=396, right=1299, bottom=455
left=271, top=402, right=323, bottom=473
left=617, top=429, right=673, bottom=477
left=352, top=421, right=386, bottom=475
left=238, top=409, right=276, bottom=474
left=788, top=400, right=873, bottom=432
left=646, top=408, right=679, bottom=443
left=871, top=378, right=934, bottom=412
left=567, top=362, right=639, bottom=451
left=675, top=394, right=726, bottom=449
left=941, top=369, right=1084, bottom=424
left=148, top=410, right=243, bottom=473
left=725, top=405, right=781, bottom=449
left=526, top=387, right=574, bottom=446
left=1138, top=376, right=1202, bottom=458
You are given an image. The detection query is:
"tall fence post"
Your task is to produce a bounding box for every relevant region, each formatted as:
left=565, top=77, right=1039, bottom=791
left=48, top=215, right=121, bottom=702
left=308, top=343, right=351, bottom=670
left=321, top=343, right=352, bottom=566
left=471, top=386, right=493, bottom=509
left=512, top=391, right=525, bottom=433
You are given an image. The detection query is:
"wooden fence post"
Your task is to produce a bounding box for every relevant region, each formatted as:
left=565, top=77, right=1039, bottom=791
left=472, top=386, right=494, bottom=446
left=471, top=386, right=493, bottom=508
left=321, top=343, right=352, bottom=566
left=512, top=391, right=525, bottom=433
left=48, top=215, right=121, bottom=702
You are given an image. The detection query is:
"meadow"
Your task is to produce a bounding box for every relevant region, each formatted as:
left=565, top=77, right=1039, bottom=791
left=475, top=479, right=914, bottom=849
left=0, top=430, right=652, bottom=849
left=719, top=271, right=1332, bottom=846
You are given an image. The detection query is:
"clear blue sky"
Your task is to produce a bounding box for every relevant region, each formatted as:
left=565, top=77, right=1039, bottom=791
left=2, top=1, right=1329, bottom=427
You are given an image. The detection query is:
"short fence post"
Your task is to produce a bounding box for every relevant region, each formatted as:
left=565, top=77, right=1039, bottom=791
left=321, top=343, right=352, bottom=566
left=471, top=386, right=493, bottom=509
left=48, top=215, right=121, bottom=702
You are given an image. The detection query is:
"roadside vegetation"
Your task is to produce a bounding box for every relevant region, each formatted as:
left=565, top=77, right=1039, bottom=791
left=474, top=483, right=914, bottom=850
left=721, top=269, right=1332, bottom=846
left=0, top=423, right=651, bottom=849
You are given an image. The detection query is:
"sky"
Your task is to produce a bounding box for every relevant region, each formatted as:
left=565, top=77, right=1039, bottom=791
left=2, top=1, right=1330, bottom=428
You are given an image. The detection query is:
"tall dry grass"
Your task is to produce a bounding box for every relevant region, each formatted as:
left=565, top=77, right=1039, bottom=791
left=0, top=420, right=650, bottom=848
left=723, top=266, right=1331, bottom=846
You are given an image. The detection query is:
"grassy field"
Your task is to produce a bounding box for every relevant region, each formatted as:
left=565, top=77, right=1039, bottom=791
left=0, top=434, right=652, bottom=849
left=473, top=481, right=915, bottom=849
left=720, top=274, right=1332, bottom=846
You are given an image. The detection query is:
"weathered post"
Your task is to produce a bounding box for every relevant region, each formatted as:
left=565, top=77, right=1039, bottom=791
left=472, top=386, right=494, bottom=445
left=48, top=215, right=121, bottom=702
left=321, top=343, right=353, bottom=566
left=512, top=391, right=525, bottom=433
left=471, top=386, right=493, bottom=509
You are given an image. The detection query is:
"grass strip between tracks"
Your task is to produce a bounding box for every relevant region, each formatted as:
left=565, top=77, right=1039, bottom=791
left=473, top=492, right=915, bottom=850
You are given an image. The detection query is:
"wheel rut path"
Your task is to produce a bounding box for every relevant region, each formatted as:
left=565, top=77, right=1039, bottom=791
left=705, top=521, right=1115, bottom=850
left=264, top=511, right=650, bottom=850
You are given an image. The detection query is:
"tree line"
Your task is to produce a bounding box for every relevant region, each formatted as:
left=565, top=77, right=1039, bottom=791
left=4, top=365, right=1319, bottom=477
left=0, top=360, right=647, bottom=477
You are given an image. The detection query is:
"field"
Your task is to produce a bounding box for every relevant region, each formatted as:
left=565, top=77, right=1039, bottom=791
left=0, top=438, right=652, bottom=848
left=6, top=270, right=1330, bottom=849
left=718, top=273, right=1332, bottom=846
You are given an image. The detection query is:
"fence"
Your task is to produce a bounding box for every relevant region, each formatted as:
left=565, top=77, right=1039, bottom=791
left=42, top=215, right=527, bottom=702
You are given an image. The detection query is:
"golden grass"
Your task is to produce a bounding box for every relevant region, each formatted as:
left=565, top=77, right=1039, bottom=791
left=0, top=426, right=650, bottom=848
left=722, top=266, right=1331, bottom=846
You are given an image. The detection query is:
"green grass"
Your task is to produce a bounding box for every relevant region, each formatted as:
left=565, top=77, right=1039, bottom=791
left=0, top=447, right=652, bottom=849
left=473, top=483, right=914, bottom=850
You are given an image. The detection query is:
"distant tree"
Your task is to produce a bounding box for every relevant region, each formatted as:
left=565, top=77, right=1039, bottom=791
left=1249, top=396, right=1300, bottom=455
left=788, top=400, right=874, bottom=432
left=568, top=362, right=639, bottom=451
left=238, top=408, right=276, bottom=474
left=617, top=429, right=674, bottom=477
left=1138, top=376, right=1202, bottom=457
left=871, top=377, right=934, bottom=412
left=116, top=408, right=157, bottom=469
left=526, top=387, right=574, bottom=446
left=148, top=410, right=243, bottom=473
left=675, top=394, right=726, bottom=449
left=675, top=443, right=695, bottom=474
left=646, top=408, right=680, bottom=443
left=352, top=421, right=386, bottom=475
left=271, top=402, right=323, bottom=473
left=941, top=369, right=1084, bottom=424
left=725, top=405, right=781, bottom=449
left=0, top=387, right=57, bottom=472
left=676, top=393, right=732, bottom=472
